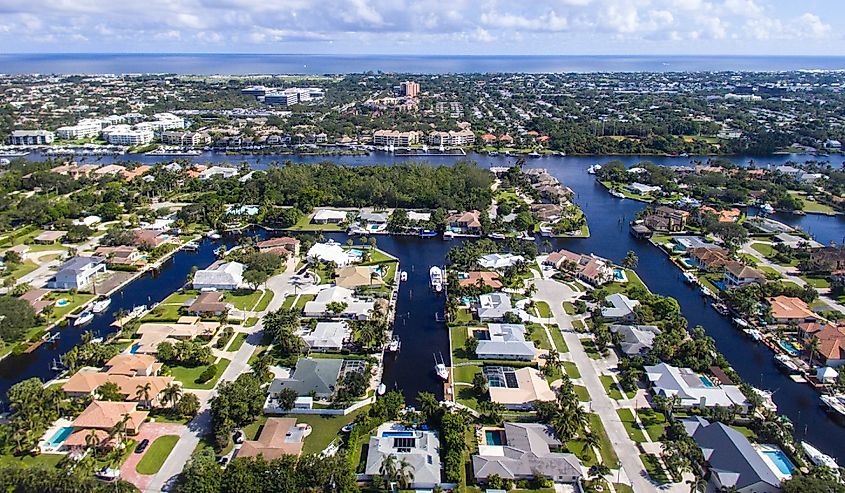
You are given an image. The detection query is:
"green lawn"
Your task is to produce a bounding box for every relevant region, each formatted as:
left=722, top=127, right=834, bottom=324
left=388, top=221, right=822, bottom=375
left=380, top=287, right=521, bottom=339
left=731, top=425, right=757, bottom=440
left=160, top=291, right=198, bottom=304
left=227, top=333, right=248, bottom=352
left=571, top=319, right=586, bottom=331
left=293, top=294, right=315, bottom=311
left=637, top=409, right=668, bottom=442
left=244, top=317, right=259, bottom=327
left=288, top=213, right=345, bottom=231
left=600, top=375, right=627, bottom=400
left=453, top=364, right=481, bottom=384
left=135, top=435, right=179, bottom=475
left=4, top=260, right=38, bottom=280
left=750, top=242, right=799, bottom=267
left=617, top=408, right=647, bottom=443
left=549, top=328, right=569, bottom=353
left=581, top=339, right=603, bottom=359
left=590, top=414, right=620, bottom=469
left=224, top=289, right=264, bottom=311
left=573, top=385, right=590, bottom=402
left=254, top=290, right=274, bottom=311
left=281, top=295, right=296, bottom=309
left=613, top=484, right=635, bottom=493
left=170, top=358, right=231, bottom=389
left=789, top=191, right=837, bottom=215
left=0, top=453, right=63, bottom=469
left=528, top=326, right=552, bottom=350
left=563, top=361, right=581, bottom=379
left=565, top=438, right=599, bottom=468
left=451, top=326, right=472, bottom=364
left=142, top=303, right=183, bottom=322
left=289, top=406, right=370, bottom=455
left=562, top=302, right=576, bottom=315
left=533, top=301, right=552, bottom=319
left=800, top=275, right=831, bottom=288
left=640, top=453, right=669, bottom=484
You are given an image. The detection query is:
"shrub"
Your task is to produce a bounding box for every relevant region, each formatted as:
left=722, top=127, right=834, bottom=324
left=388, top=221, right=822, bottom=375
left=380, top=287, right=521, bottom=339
left=196, top=364, right=217, bottom=383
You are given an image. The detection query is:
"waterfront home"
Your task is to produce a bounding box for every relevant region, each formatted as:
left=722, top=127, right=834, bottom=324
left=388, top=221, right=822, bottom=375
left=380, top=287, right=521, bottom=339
left=34, top=230, right=67, bottom=244
left=476, top=292, right=513, bottom=322
left=185, top=291, right=229, bottom=316
left=198, top=165, right=238, bottom=180
left=94, top=245, right=144, bottom=268
left=303, top=286, right=383, bottom=320
left=334, top=265, right=382, bottom=289
left=311, top=209, right=347, bottom=224
left=610, top=324, right=661, bottom=356
left=256, top=236, right=300, bottom=257
left=485, top=366, right=555, bottom=410
left=624, top=182, right=661, bottom=196
left=724, top=262, right=766, bottom=287
left=545, top=249, right=613, bottom=285
left=807, top=246, right=845, bottom=272
left=682, top=417, right=783, bottom=493
left=478, top=253, right=525, bottom=270
left=643, top=206, right=690, bottom=232
left=688, top=246, right=731, bottom=272
left=672, top=236, right=719, bottom=253
left=698, top=206, right=741, bottom=223
left=774, top=233, right=821, bottom=250
left=364, top=423, right=442, bottom=489
left=799, top=322, right=845, bottom=368
left=768, top=296, right=819, bottom=324
left=601, top=294, right=640, bottom=323
left=644, top=363, right=749, bottom=410
left=134, top=317, right=219, bottom=354
left=267, top=358, right=346, bottom=401
left=530, top=203, right=563, bottom=222
left=48, top=256, right=106, bottom=290
left=307, top=241, right=357, bottom=267
left=447, top=210, right=482, bottom=234
left=18, top=288, right=52, bottom=315
left=62, top=372, right=173, bottom=406
left=457, top=271, right=503, bottom=289
left=104, top=354, right=162, bottom=377
left=301, top=321, right=351, bottom=352
left=192, top=261, right=245, bottom=290
left=472, top=422, right=582, bottom=485
left=358, top=211, right=389, bottom=226
left=132, top=228, right=169, bottom=248
left=235, top=418, right=309, bottom=459
left=473, top=324, right=537, bottom=361
left=65, top=401, right=148, bottom=450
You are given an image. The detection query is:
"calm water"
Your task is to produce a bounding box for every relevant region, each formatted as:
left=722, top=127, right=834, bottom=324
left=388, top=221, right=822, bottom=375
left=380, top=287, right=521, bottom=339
left=4, top=151, right=845, bottom=461
left=3, top=53, right=845, bottom=74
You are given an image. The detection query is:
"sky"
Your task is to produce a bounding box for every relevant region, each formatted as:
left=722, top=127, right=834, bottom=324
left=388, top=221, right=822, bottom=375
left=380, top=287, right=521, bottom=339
left=0, top=0, right=842, bottom=55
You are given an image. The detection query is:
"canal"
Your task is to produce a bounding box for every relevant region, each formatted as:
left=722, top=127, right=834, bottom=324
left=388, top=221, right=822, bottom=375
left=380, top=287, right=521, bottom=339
left=5, top=151, right=845, bottom=461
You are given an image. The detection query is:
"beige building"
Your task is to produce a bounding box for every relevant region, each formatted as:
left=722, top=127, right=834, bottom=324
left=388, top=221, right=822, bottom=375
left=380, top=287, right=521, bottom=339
left=400, top=80, right=420, bottom=98
left=372, top=130, right=420, bottom=146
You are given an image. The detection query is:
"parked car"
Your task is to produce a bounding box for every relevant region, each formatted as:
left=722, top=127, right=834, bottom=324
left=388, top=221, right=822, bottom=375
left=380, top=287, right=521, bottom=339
left=135, top=439, right=150, bottom=454
left=233, top=430, right=244, bottom=444
left=218, top=456, right=229, bottom=466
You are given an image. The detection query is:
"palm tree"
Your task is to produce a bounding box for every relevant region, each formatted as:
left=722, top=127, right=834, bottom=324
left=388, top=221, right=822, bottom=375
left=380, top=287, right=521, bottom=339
left=135, top=382, right=153, bottom=409
left=687, top=476, right=707, bottom=493
left=379, top=453, right=398, bottom=482
left=397, top=458, right=415, bottom=489
left=807, top=336, right=821, bottom=368
left=417, top=392, right=440, bottom=422
left=109, top=413, right=132, bottom=446
left=161, top=383, right=182, bottom=409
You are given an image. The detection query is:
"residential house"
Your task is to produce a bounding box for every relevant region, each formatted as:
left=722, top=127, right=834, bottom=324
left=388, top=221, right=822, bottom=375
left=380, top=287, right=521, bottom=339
left=48, top=256, right=106, bottom=290
left=133, top=317, right=219, bottom=354
left=478, top=253, right=525, bottom=270
left=311, top=209, right=347, bottom=224
left=724, top=262, right=766, bottom=287
left=545, top=249, right=613, bottom=285
left=644, top=363, right=749, bottom=410
left=799, top=322, right=845, bottom=368
left=198, top=166, right=238, bottom=180
left=303, top=285, right=383, bottom=320
left=688, top=247, right=731, bottom=272
left=601, top=294, right=640, bottom=322
left=808, top=247, right=845, bottom=272
left=624, top=183, right=661, bottom=195
left=530, top=203, right=563, bottom=222
left=673, top=236, right=719, bottom=253
left=301, top=321, right=351, bottom=352
left=609, top=324, right=661, bottom=356
left=62, top=372, right=173, bottom=406
left=446, top=210, right=482, bottom=234
left=18, top=288, right=52, bottom=316
left=334, top=265, right=382, bottom=289
left=306, top=241, right=357, bottom=267
left=93, top=245, right=144, bottom=268
left=476, top=292, right=513, bottom=322
left=133, top=228, right=168, bottom=248
left=64, top=401, right=148, bottom=450
left=185, top=292, right=229, bottom=316
left=472, top=422, right=582, bottom=484
left=235, top=418, right=308, bottom=459
left=485, top=366, right=555, bottom=410
left=267, top=358, right=344, bottom=400
left=103, top=354, right=162, bottom=377
left=34, top=230, right=67, bottom=244
left=457, top=271, right=503, bottom=289
left=683, top=418, right=783, bottom=493
left=768, top=296, right=819, bottom=324
left=644, top=206, right=690, bottom=232
left=192, top=261, right=245, bottom=290
left=256, top=237, right=301, bottom=257
left=364, top=423, right=441, bottom=489
left=473, top=324, right=537, bottom=361
left=699, top=206, right=741, bottom=223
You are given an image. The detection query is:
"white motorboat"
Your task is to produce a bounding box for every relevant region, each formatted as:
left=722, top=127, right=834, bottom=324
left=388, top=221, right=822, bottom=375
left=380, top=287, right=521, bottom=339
left=733, top=318, right=749, bottom=328
left=489, top=232, right=506, bottom=240
left=712, top=302, right=729, bottom=315
left=746, top=329, right=763, bottom=341
left=527, top=151, right=541, bottom=158
left=774, top=354, right=800, bottom=374
left=183, top=240, right=200, bottom=251
left=75, top=311, right=94, bottom=326
left=377, top=383, right=387, bottom=396
left=683, top=272, right=697, bottom=284
left=610, top=190, right=625, bottom=198
left=434, top=353, right=449, bottom=381
left=208, top=231, right=222, bottom=240
left=761, top=203, right=775, bottom=214
left=127, top=305, right=147, bottom=319
left=700, top=286, right=714, bottom=298
left=400, top=271, right=408, bottom=282
left=801, top=441, right=839, bottom=470
left=386, top=337, right=401, bottom=353
left=587, top=164, right=602, bottom=175
left=517, top=233, right=536, bottom=241
left=443, top=230, right=455, bottom=240
left=821, top=394, right=845, bottom=418
left=430, top=266, right=443, bottom=292
left=91, top=298, right=111, bottom=313
left=751, top=387, right=777, bottom=412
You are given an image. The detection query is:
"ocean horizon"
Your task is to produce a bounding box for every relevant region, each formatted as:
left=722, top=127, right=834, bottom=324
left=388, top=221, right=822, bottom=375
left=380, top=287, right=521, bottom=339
left=2, top=53, right=845, bottom=75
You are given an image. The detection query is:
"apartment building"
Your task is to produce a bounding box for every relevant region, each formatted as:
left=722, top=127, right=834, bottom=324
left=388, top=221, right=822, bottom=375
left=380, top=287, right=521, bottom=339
left=101, top=125, right=154, bottom=146
left=56, top=119, right=104, bottom=140
left=372, top=130, right=420, bottom=146
left=427, top=129, right=476, bottom=146
left=9, top=130, right=55, bottom=145
left=400, top=80, right=420, bottom=97
left=161, top=131, right=211, bottom=147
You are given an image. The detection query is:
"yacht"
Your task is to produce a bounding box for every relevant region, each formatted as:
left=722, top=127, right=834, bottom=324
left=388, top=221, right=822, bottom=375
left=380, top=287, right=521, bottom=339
left=488, top=151, right=499, bottom=156
left=377, top=383, right=387, bottom=396
left=418, top=229, right=437, bottom=238
left=400, top=271, right=408, bottom=282
left=429, top=266, right=444, bottom=292
left=700, top=286, right=714, bottom=298
left=733, top=318, right=749, bottom=328
left=434, top=353, right=449, bottom=381
left=527, top=151, right=541, bottom=158
left=587, top=164, right=602, bottom=175
left=443, top=230, right=455, bottom=241
left=489, top=232, right=506, bottom=240
left=183, top=240, right=200, bottom=251
left=610, top=190, right=625, bottom=198
left=91, top=298, right=111, bottom=313
left=207, top=230, right=222, bottom=240
left=386, top=336, right=401, bottom=353
left=712, top=302, right=729, bottom=316
left=517, top=233, right=536, bottom=241
left=760, top=203, right=775, bottom=214
left=745, top=329, right=763, bottom=341
left=821, top=394, right=845, bottom=418
left=127, top=305, right=147, bottom=319
left=75, top=311, right=94, bottom=326
left=683, top=272, right=697, bottom=284
left=801, top=441, right=839, bottom=470
left=421, top=144, right=429, bottom=153
left=774, top=354, right=800, bottom=374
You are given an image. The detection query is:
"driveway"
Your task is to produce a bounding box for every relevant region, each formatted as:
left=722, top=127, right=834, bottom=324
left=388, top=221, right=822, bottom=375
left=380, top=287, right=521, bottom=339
left=120, top=422, right=186, bottom=492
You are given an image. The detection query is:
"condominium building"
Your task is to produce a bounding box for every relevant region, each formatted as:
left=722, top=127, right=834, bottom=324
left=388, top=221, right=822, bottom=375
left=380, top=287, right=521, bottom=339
left=400, top=80, right=420, bottom=98
left=263, top=88, right=325, bottom=106
left=102, top=125, right=154, bottom=146
left=427, top=129, right=476, bottom=146
left=55, top=119, right=104, bottom=140
left=9, top=130, right=55, bottom=145
left=372, top=130, right=420, bottom=146
left=146, top=113, right=186, bottom=132
left=161, top=131, right=211, bottom=147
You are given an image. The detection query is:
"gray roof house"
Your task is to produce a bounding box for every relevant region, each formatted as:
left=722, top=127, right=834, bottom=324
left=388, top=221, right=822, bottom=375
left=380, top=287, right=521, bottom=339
left=48, top=256, right=106, bottom=290
left=683, top=417, right=782, bottom=493
left=475, top=324, right=536, bottom=361
left=364, top=422, right=441, bottom=488
left=301, top=322, right=350, bottom=351
left=601, top=293, right=640, bottom=322
left=610, top=324, right=661, bottom=356
left=477, top=293, right=513, bottom=322
left=472, top=422, right=583, bottom=484
left=192, top=261, right=245, bottom=290
left=268, top=358, right=342, bottom=400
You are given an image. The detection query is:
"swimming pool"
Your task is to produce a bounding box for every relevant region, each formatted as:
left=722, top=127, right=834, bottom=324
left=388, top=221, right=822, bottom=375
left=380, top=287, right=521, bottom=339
left=699, top=376, right=715, bottom=388
left=47, top=426, right=73, bottom=447
left=129, top=344, right=141, bottom=354
left=485, top=430, right=506, bottom=446
left=55, top=298, right=70, bottom=307
left=680, top=258, right=695, bottom=268
left=612, top=268, right=627, bottom=282
left=777, top=340, right=800, bottom=356
left=381, top=431, right=414, bottom=438
left=763, top=449, right=796, bottom=475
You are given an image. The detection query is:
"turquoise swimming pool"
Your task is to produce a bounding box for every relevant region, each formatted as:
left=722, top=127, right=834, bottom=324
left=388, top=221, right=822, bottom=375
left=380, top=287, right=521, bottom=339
left=55, top=298, right=70, bottom=307
left=129, top=344, right=140, bottom=354
left=763, top=449, right=796, bottom=475
left=777, top=339, right=800, bottom=356
left=699, top=376, right=715, bottom=388
left=485, top=430, right=506, bottom=446
left=47, top=426, right=73, bottom=447
left=613, top=268, right=626, bottom=281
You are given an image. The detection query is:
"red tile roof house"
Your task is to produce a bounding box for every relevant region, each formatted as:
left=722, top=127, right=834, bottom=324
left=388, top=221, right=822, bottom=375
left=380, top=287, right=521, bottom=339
left=132, top=229, right=168, bottom=248
left=768, top=296, right=821, bottom=324
left=447, top=210, right=482, bottom=234
left=256, top=236, right=301, bottom=257
left=688, top=247, right=731, bottom=272
left=800, top=322, right=845, bottom=368
left=457, top=271, right=504, bottom=289
left=723, top=262, right=766, bottom=288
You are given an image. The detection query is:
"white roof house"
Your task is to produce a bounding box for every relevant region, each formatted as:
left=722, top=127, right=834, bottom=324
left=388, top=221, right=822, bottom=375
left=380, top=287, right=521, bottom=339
left=192, top=261, right=245, bottom=290
left=198, top=166, right=239, bottom=180
left=303, top=286, right=377, bottom=320
left=644, top=363, right=749, bottom=410
left=601, top=293, right=640, bottom=322
left=477, top=293, right=513, bottom=322
left=364, top=423, right=441, bottom=489
left=302, top=322, right=351, bottom=351
left=479, top=253, right=525, bottom=270
left=306, top=241, right=357, bottom=267
left=312, top=209, right=348, bottom=223
left=625, top=182, right=661, bottom=195
left=609, top=324, right=661, bottom=356
left=475, top=324, right=536, bottom=361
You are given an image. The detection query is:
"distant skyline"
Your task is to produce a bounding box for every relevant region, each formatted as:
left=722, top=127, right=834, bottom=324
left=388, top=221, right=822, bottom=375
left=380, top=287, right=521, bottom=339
left=0, top=0, right=842, bottom=56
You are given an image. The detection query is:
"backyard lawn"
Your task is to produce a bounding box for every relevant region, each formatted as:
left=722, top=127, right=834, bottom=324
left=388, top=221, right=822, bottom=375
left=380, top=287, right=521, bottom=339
left=527, top=326, right=552, bottom=350
left=289, top=406, right=370, bottom=455
left=170, top=358, right=231, bottom=390
left=0, top=453, right=63, bottom=469
left=135, top=435, right=179, bottom=475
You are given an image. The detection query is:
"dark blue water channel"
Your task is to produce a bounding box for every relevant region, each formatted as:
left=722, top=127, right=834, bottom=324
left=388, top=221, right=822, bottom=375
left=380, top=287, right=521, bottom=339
left=4, top=152, right=845, bottom=461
